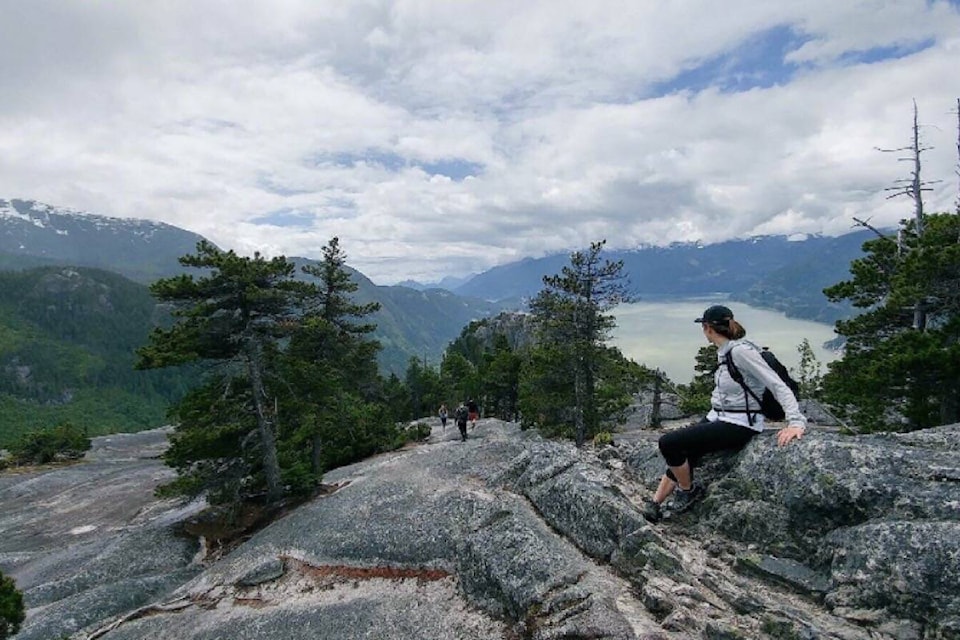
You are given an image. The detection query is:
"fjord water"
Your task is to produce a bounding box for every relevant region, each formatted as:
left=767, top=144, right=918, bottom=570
left=610, top=299, right=841, bottom=384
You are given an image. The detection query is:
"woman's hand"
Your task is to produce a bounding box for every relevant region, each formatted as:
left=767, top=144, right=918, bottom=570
left=777, top=426, right=805, bottom=447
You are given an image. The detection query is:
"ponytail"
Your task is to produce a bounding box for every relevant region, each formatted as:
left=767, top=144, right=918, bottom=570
left=728, top=319, right=746, bottom=339
left=716, top=319, right=746, bottom=340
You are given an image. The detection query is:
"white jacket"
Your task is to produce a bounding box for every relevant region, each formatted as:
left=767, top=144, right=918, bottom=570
left=706, top=339, right=807, bottom=432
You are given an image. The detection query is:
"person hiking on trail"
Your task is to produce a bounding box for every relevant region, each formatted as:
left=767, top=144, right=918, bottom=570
left=455, top=403, right=469, bottom=441
left=467, top=398, right=479, bottom=428
left=642, top=305, right=806, bottom=524
left=439, top=403, right=448, bottom=430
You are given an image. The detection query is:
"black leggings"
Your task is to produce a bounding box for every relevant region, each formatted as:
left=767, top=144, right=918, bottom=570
left=658, top=418, right=757, bottom=481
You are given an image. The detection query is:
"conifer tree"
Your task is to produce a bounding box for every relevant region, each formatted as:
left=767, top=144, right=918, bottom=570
left=677, top=344, right=718, bottom=415
left=481, top=334, right=522, bottom=420
left=823, top=213, right=960, bottom=430
left=521, top=240, right=630, bottom=446
left=0, top=569, right=25, bottom=639
left=821, top=102, right=960, bottom=430
left=404, top=356, right=444, bottom=419
left=292, top=238, right=382, bottom=475
left=301, top=237, right=380, bottom=336
left=137, top=241, right=316, bottom=503
left=440, top=351, right=478, bottom=407
left=795, top=338, right=823, bottom=400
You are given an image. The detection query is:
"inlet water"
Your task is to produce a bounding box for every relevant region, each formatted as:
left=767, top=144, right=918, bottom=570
left=610, top=298, right=841, bottom=384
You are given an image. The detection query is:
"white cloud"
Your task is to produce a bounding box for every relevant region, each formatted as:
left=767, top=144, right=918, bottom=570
left=0, top=0, right=958, bottom=283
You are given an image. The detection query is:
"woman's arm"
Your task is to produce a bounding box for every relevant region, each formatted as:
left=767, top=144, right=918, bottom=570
left=733, top=346, right=806, bottom=445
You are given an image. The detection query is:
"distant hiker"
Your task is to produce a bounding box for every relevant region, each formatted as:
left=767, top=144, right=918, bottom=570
left=439, top=404, right=448, bottom=429
left=642, top=305, right=806, bottom=524
left=455, top=403, right=469, bottom=441
left=467, top=398, right=479, bottom=428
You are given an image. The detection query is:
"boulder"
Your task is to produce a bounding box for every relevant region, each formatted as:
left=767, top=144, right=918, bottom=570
left=622, top=423, right=960, bottom=637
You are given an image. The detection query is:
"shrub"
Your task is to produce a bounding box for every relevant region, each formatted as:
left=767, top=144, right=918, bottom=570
left=411, top=422, right=432, bottom=441
left=0, top=570, right=24, bottom=639
left=9, top=421, right=92, bottom=465
left=592, top=431, right=614, bottom=447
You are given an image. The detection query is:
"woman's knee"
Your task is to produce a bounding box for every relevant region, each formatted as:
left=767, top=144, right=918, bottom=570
left=658, top=432, right=686, bottom=467
left=658, top=430, right=678, bottom=450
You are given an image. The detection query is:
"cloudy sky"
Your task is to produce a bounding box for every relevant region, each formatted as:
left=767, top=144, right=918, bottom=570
left=1, top=1, right=958, bottom=284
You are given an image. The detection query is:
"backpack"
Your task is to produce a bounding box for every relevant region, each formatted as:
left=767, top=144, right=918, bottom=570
left=724, top=346, right=800, bottom=422
left=455, top=406, right=468, bottom=422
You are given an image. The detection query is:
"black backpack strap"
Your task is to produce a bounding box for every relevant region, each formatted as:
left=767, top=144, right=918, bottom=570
left=723, top=347, right=763, bottom=425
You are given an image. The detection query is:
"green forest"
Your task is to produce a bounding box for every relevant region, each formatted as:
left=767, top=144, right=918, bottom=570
left=0, top=266, right=196, bottom=447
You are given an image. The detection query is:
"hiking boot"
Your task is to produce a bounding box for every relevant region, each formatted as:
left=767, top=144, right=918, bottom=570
left=670, top=482, right=705, bottom=513
left=641, top=499, right=663, bottom=524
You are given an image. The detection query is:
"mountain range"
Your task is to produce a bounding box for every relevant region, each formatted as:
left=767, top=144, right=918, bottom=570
left=433, top=233, right=871, bottom=324
left=0, top=197, right=874, bottom=378
left=0, top=199, right=508, bottom=375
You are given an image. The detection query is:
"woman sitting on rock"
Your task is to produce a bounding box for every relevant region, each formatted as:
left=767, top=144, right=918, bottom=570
left=642, top=305, right=806, bottom=523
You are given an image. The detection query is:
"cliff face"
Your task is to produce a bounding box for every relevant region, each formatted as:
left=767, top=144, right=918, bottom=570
left=3, top=421, right=959, bottom=639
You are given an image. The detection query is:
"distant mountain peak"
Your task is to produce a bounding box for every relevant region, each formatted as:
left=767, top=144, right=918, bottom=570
left=392, top=273, right=477, bottom=292
left=1, top=198, right=172, bottom=233
left=0, top=198, right=208, bottom=283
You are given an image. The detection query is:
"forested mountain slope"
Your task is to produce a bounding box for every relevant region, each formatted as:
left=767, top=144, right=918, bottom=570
left=0, top=266, right=195, bottom=446
left=0, top=263, right=506, bottom=446
left=0, top=199, right=509, bottom=378
left=294, top=259, right=510, bottom=374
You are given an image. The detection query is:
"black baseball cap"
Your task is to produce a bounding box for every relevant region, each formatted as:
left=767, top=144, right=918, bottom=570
left=695, top=305, right=733, bottom=326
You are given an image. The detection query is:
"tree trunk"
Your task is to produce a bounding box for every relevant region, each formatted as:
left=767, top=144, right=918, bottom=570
left=311, top=433, right=323, bottom=477
left=910, top=100, right=927, bottom=331
left=956, top=97, right=960, bottom=217
left=651, top=373, right=663, bottom=429
left=244, top=337, right=283, bottom=504
left=573, top=361, right=585, bottom=447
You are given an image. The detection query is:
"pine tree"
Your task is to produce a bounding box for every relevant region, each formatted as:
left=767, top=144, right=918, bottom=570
left=521, top=240, right=630, bottom=446
left=301, top=237, right=380, bottom=335
left=404, top=356, right=444, bottom=419
left=795, top=338, right=823, bottom=400
left=293, top=237, right=382, bottom=475
left=440, top=351, right=478, bottom=408
left=137, top=241, right=316, bottom=503
left=481, top=334, right=522, bottom=420
left=677, top=344, right=718, bottom=415
left=0, top=570, right=24, bottom=639
left=823, top=103, right=960, bottom=430
left=823, top=213, right=960, bottom=430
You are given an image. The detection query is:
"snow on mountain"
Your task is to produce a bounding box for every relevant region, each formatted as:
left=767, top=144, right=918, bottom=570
left=0, top=198, right=208, bottom=282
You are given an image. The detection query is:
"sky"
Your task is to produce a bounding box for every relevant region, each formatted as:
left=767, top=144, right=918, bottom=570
left=1, top=1, right=959, bottom=285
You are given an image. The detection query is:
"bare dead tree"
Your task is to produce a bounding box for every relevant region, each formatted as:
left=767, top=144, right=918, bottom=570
left=879, top=100, right=938, bottom=235
left=877, top=100, right=941, bottom=331
left=851, top=216, right=896, bottom=242
left=955, top=97, right=960, bottom=217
